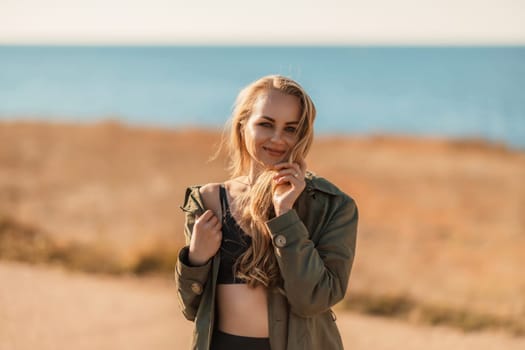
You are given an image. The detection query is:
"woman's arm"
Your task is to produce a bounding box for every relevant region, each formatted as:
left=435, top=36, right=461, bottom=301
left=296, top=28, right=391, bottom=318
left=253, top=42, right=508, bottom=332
left=175, top=245, right=212, bottom=321
left=266, top=194, right=358, bottom=317
left=175, top=185, right=221, bottom=321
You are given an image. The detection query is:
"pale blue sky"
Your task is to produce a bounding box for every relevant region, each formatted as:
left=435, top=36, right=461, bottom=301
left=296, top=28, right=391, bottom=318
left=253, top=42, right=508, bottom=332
left=1, top=0, right=524, bottom=44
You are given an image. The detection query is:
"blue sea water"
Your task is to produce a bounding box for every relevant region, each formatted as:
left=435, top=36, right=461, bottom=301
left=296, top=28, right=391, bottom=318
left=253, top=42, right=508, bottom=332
left=0, top=46, right=524, bottom=149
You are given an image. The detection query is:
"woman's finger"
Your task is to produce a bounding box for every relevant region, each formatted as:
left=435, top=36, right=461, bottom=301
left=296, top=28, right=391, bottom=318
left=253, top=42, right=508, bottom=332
left=208, top=214, right=218, bottom=224
left=275, top=162, right=302, bottom=174
left=204, top=216, right=218, bottom=230
left=274, top=174, right=300, bottom=185
left=284, top=162, right=303, bottom=177
left=276, top=165, right=305, bottom=181
left=196, top=209, right=213, bottom=223
left=274, top=161, right=300, bottom=170
left=290, top=162, right=304, bottom=176
left=274, top=168, right=300, bottom=178
left=273, top=162, right=294, bottom=170
left=213, top=220, right=222, bottom=232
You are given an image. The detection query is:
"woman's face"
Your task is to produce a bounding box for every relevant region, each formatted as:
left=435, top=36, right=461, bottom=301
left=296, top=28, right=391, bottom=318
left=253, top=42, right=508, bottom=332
left=242, top=89, right=302, bottom=167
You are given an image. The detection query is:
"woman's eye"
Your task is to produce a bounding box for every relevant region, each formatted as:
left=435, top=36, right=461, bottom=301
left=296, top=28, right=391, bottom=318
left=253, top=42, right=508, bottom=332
left=285, top=127, right=297, bottom=133
left=259, top=122, right=272, bottom=128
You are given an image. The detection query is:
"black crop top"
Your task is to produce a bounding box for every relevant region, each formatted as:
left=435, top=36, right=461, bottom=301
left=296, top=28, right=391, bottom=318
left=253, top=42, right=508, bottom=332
left=217, top=184, right=251, bottom=284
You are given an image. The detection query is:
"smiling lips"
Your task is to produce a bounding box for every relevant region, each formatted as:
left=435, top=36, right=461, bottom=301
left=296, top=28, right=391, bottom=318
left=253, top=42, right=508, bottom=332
left=263, top=146, right=286, bottom=157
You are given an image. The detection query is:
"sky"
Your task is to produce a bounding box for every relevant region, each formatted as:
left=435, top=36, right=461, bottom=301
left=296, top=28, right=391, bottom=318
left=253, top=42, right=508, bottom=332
left=1, top=0, right=524, bottom=45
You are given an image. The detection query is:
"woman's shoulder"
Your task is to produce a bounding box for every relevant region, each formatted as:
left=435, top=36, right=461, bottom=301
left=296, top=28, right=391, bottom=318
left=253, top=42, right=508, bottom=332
left=183, top=182, right=221, bottom=195
left=200, top=183, right=223, bottom=216
left=181, top=182, right=223, bottom=217
left=198, top=182, right=222, bottom=196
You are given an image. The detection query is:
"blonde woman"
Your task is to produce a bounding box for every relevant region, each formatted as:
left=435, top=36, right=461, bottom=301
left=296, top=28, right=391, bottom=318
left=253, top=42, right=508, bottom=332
left=176, top=75, right=358, bottom=350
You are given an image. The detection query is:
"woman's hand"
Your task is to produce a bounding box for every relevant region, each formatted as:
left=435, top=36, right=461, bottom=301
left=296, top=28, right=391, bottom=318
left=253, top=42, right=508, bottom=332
left=272, top=159, right=307, bottom=216
left=188, top=210, right=222, bottom=266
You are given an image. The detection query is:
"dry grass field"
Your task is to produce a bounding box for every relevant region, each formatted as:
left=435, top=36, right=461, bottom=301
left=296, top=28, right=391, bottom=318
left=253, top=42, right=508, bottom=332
left=1, top=120, right=524, bottom=348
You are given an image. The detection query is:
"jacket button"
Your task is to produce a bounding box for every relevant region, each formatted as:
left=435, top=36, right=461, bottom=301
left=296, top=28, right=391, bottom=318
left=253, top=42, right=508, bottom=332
left=191, top=282, right=203, bottom=295
left=274, top=235, right=287, bottom=248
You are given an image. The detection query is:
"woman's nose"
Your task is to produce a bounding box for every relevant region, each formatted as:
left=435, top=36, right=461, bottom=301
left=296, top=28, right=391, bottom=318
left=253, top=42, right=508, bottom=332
left=270, top=130, right=285, bottom=144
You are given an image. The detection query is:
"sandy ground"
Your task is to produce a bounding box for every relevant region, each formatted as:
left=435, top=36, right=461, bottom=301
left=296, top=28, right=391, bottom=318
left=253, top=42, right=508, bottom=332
left=1, top=261, right=523, bottom=350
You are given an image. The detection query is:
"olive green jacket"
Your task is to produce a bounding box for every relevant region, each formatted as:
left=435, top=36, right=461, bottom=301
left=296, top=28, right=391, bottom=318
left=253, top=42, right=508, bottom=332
left=175, top=173, right=358, bottom=350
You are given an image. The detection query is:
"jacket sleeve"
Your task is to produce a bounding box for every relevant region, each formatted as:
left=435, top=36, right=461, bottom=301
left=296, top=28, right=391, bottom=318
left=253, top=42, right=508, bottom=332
left=174, top=186, right=211, bottom=321
left=265, top=194, right=358, bottom=317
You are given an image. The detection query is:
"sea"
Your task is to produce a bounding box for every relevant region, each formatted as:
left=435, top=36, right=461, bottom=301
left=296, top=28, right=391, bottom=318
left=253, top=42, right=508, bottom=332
left=0, top=46, right=524, bottom=149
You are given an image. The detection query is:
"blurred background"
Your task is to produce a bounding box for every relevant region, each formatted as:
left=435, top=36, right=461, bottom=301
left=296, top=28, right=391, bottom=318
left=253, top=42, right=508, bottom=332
left=0, top=1, right=524, bottom=349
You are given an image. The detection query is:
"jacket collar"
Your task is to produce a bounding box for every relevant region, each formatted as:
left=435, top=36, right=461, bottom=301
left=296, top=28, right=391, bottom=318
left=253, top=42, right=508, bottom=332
left=305, top=171, right=340, bottom=196
left=180, top=185, right=206, bottom=216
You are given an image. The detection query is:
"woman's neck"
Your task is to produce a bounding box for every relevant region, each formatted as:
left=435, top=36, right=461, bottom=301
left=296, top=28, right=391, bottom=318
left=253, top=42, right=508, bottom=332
left=246, top=162, right=264, bottom=186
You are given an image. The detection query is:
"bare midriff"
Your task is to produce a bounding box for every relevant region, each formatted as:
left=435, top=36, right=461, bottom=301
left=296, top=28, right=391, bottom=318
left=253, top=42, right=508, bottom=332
left=216, top=284, right=269, bottom=337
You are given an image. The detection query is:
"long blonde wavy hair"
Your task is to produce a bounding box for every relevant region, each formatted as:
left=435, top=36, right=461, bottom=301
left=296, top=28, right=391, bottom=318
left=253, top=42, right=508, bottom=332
left=219, top=75, right=316, bottom=289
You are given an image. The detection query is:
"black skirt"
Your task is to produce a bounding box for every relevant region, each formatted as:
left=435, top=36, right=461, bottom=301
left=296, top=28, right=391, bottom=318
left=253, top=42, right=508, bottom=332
left=210, top=329, right=271, bottom=350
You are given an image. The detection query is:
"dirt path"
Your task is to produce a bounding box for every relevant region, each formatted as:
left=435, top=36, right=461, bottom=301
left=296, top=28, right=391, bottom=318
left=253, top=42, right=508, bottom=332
left=1, top=262, right=523, bottom=350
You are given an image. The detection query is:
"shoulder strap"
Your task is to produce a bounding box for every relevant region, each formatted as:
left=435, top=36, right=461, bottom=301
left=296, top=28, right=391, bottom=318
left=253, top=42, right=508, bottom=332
left=219, top=184, right=229, bottom=217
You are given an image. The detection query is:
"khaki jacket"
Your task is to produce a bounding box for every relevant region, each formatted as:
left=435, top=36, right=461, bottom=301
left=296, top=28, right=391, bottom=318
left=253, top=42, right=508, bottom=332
left=175, top=173, right=358, bottom=350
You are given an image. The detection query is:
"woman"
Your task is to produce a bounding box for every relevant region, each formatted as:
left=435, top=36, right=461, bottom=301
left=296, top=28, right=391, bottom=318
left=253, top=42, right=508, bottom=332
left=176, top=75, right=358, bottom=350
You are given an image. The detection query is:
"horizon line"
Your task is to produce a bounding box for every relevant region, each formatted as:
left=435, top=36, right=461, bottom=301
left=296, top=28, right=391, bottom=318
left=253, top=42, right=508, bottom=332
left=2, top=42, right=525, bottom=48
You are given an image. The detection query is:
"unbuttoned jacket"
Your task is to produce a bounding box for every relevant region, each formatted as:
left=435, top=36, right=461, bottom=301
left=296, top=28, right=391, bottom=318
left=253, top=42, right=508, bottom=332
left=175, top=173, right=358, bottom=350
